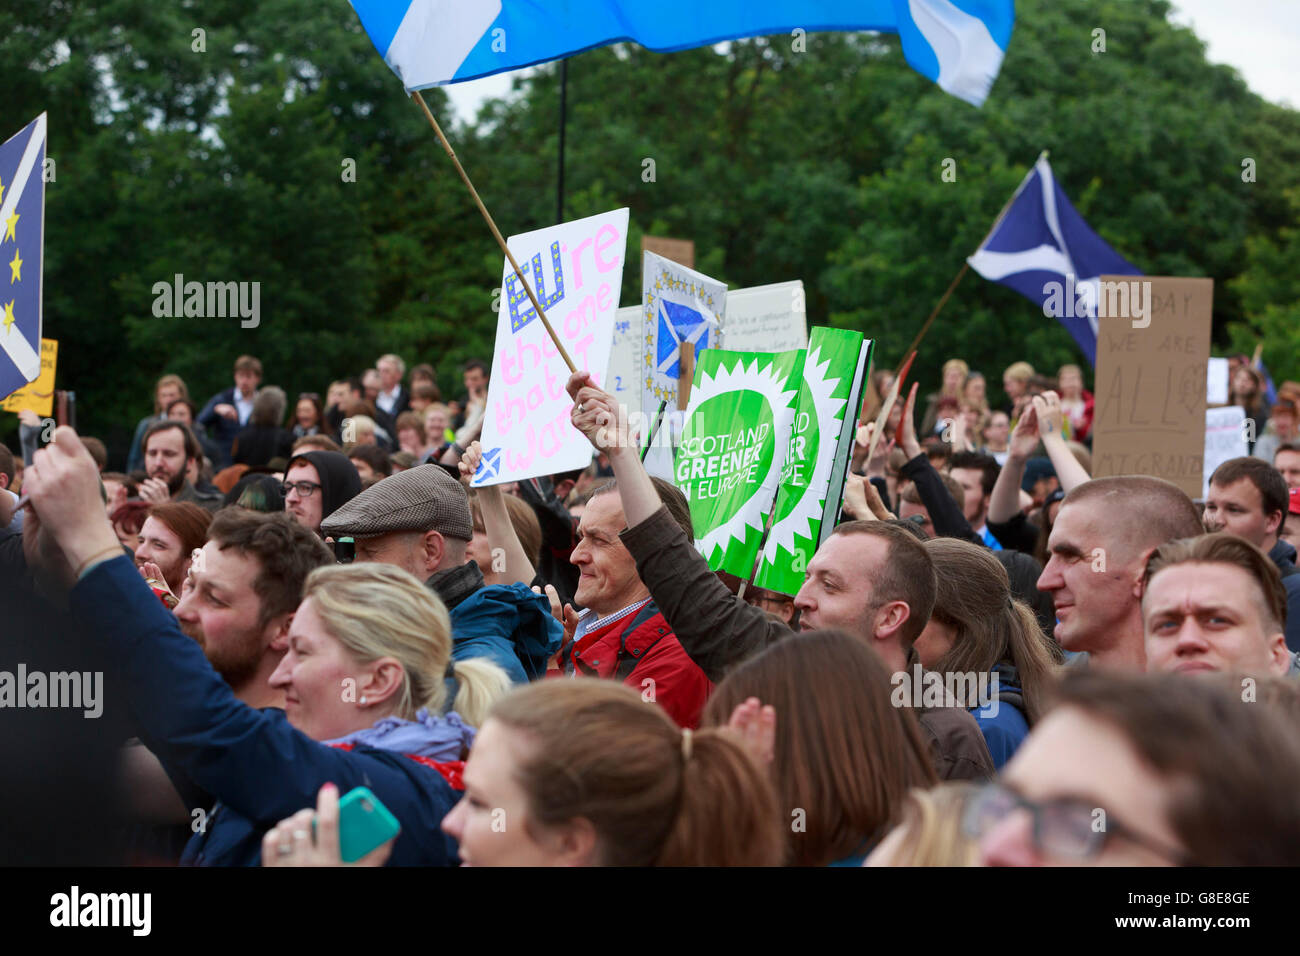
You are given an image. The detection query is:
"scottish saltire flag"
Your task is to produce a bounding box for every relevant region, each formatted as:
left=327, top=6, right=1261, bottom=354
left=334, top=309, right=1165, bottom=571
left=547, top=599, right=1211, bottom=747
left=349, top=0, right=1015, bottom=107
left=657, top=301, right=712, bottom=380
left=0, top=114, right=45, bottom=403
left=967, top=155, right=1141, bottom=366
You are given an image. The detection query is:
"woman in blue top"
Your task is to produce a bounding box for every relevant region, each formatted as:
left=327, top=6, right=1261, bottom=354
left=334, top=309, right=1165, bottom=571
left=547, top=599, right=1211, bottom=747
left=914, top=538, right=1063, bottom=769
left=22, top=427, right=511, bottom=865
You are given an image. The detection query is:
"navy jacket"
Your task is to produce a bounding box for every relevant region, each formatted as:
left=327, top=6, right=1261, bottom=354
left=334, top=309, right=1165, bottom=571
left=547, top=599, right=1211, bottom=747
left=197, top=387, right=249, bottom=467
left=1268, top=539, right=1300, bottom=653
left=71, top=556, right=461, bottom=866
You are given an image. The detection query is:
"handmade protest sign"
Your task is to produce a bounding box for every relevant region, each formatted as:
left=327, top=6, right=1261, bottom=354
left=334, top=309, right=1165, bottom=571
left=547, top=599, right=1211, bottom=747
left=473, top=208, right=628, bottom=486
left=1203, top=405, right=1248, bottom=498
left=1, top=337, right=56, bottom=416
left=1091, top=276, right=1213, bottom=499
left=641, top=251, right=725, bottom=417
left=754, top=329, right=873, bottom=596
left=606, top=305, right=640, bottom=408
left=722, top=280, right=808, bottom=353
left=674, top=349, right=804, bottom=578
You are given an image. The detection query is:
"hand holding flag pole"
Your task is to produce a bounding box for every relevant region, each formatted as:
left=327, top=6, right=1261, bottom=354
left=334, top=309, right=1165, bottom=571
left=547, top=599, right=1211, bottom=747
left=411, top=91, right=576, bottom=374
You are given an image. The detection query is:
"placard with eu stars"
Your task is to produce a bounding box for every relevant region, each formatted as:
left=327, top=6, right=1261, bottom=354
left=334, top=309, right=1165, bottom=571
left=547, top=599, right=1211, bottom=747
left=0, top=113, right=46, bottom=403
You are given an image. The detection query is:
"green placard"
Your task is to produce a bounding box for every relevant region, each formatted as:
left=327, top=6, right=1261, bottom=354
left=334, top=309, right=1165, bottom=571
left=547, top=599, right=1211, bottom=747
left=674, top=348, right=805, bottom=578
left=754, top=328, right=871, bottom=596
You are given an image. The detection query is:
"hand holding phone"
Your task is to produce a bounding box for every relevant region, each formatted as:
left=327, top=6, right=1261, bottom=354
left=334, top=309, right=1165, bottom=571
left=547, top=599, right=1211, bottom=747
left=260, top=783, right=399, bottom=867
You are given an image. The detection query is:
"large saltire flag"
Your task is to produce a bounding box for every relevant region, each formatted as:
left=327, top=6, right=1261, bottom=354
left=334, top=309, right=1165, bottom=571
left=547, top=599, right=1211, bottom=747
left=754, top=328, right=873, bottom=596
left=674, top=348, right=805, bottom=578
left=349, top=0, right=1016, bottom=107
left=0, top=114, right=46, bottom=403
left=967, top=155, right=1141, bottom=366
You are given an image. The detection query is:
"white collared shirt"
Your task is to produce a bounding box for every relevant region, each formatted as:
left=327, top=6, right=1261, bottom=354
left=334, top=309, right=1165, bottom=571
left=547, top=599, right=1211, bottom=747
left=234, top=389, right=255, bottom=425
left=572, top=597, right=653, bottom=646
left=376, top=385, right=402, bottom=415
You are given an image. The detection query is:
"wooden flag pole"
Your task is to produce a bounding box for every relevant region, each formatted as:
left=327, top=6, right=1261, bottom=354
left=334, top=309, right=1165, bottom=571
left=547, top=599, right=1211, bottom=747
left=412, top=91, right=576, bottom=373
left=893, top=149, right=1050, bottom=377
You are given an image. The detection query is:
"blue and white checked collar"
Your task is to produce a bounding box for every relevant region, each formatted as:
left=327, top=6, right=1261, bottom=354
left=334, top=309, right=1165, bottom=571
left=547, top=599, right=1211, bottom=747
left=573, top=597, right=652, bottom=644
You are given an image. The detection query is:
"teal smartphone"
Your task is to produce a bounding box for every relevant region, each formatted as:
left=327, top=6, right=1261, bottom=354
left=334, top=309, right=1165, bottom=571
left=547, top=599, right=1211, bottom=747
left=337, top=786, right=401, bottom=863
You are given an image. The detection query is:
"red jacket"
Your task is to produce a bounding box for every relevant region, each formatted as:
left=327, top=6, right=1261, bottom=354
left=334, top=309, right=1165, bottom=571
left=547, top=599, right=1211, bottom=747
left=564, top=600, right=712, bottom=728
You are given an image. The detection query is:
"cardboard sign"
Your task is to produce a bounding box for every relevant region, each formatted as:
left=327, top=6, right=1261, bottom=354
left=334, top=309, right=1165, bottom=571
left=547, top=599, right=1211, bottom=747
left=1, top=337, right=56, bottom=416
left=1090, top=276, right=1213, bottom=499
left=1203, top=405, right=1248, bottom=499
left=473, top=208, right=629, bottom=486
left=640, top=236, right=695, bottom=270
left=722, top=281, right=808, bottom=353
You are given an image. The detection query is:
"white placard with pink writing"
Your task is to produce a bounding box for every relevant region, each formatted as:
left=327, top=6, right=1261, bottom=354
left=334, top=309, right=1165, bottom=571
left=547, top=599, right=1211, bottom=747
left=472, top=207, right=629, bottom=487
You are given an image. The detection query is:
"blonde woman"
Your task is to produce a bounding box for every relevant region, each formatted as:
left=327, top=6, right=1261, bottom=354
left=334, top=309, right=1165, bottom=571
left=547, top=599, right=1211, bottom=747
left=865, top=784, right=979, bottom=866
left=19, top=431, right=514, bottom=865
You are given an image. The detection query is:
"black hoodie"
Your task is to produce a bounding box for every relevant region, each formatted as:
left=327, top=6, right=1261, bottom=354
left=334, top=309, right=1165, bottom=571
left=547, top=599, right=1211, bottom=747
left=294, top=451, right=362, bottom=524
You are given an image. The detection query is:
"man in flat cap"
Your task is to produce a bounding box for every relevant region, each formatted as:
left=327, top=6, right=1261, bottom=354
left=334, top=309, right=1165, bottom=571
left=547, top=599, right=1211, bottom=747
left=321, top=465, right=560, bottom=684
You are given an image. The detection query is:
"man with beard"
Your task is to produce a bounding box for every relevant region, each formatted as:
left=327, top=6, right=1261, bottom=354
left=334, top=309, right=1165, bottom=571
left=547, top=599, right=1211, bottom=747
left=175, top=509, right=334, bottom=706
left=134, top=501, right=211, bottom=597
left=138, top=421, right=222, bottom=512
left=120, top=509, right=333, bottom=861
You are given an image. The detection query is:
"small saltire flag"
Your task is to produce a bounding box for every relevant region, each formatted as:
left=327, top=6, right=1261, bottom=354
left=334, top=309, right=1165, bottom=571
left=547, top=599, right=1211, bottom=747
left=0, top=113, right=46, bottom=403
left=640, top=251, right=725, bottom=417
left=349, top=0, right=1016, bottom=107
left=967, top=154, right=1142, bottom=366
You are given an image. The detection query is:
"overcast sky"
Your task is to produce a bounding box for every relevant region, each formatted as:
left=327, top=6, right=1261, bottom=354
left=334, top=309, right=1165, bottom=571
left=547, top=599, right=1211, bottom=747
left=441, top=3, right=1299, bottom=125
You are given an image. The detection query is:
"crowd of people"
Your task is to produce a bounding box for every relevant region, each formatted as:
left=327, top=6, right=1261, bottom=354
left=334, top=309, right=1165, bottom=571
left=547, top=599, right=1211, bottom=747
left=3, top=347, right=1300, bottom=868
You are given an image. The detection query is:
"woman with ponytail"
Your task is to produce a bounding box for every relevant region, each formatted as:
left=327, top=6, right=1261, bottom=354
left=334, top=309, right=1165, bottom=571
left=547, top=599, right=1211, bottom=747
left=914, top=538, right=1063, bottom=768
left=435, top=680, right=784, bottom=866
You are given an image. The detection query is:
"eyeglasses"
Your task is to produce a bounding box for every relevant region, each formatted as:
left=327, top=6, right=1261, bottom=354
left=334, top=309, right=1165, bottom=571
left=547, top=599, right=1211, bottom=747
left=299, top=392, right=320, bottom=401
left=281, top=481, right=323, bottom=498
left=961, top=782, right=1191, bottom=865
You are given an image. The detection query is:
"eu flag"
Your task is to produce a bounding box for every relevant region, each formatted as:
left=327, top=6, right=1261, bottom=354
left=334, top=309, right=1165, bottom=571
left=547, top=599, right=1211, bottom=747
left=0, top=114, right=46, bottom=402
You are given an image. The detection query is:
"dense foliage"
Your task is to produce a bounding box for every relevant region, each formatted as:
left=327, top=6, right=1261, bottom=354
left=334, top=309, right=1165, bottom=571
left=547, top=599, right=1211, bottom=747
left=3, top=0, right=1297, bottom=462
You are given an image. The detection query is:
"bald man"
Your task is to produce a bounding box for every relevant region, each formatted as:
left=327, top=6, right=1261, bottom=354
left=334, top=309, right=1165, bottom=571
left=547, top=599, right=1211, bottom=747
left=1036, top=476, right=1204, bottom=671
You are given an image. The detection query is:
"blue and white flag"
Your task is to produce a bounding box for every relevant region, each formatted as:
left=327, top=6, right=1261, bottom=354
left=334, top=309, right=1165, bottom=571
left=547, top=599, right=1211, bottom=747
left=0, top=114, right=45, bottom=402
left=967, top=154, right=1141, bottom=366
left=349, top=0, right=1015, bottom=107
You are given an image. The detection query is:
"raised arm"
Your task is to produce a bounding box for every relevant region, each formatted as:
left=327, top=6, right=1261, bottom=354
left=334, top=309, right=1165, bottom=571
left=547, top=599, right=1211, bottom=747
left=565, top=372, right=793, bottom=681
left=1032, top=391, right=1090, bottom=493
left=988, top=402, right=1040, bottom=524
left=459, top=440, right=536, bottom=587
left=897, top=382, right=980, bottom=544
left=22, top=429, right=451, bottom=828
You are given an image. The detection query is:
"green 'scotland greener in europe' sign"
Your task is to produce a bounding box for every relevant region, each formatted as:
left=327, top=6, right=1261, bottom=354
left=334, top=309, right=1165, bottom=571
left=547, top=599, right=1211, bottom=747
left=674, top=348, right=805, bottom=578
left=754, top=328, right=872, bottom=596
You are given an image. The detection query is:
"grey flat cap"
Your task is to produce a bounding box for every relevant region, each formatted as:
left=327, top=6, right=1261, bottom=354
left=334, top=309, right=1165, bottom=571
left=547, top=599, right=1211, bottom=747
left=320, top=464, right=473, bottom=541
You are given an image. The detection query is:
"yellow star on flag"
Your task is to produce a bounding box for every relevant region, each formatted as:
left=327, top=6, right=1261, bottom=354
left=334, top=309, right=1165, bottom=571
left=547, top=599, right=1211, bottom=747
left=645, top=377, right=654, bottom=391
left=0, top=173, right=5, bottom=203
left=2, top=299, right=15, bottom=334
left=2, top=211, right=17, bottom=243
left=8, top=249, right=20, bottom=283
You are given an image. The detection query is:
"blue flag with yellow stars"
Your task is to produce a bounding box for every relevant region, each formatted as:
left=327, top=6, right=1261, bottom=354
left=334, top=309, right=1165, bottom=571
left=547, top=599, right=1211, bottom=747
left=0, top=114, right=46, bottom=402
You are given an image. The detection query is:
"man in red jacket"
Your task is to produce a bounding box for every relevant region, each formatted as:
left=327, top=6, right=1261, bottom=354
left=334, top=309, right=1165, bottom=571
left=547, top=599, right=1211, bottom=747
left=561, top=477, right=712, bottom=728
